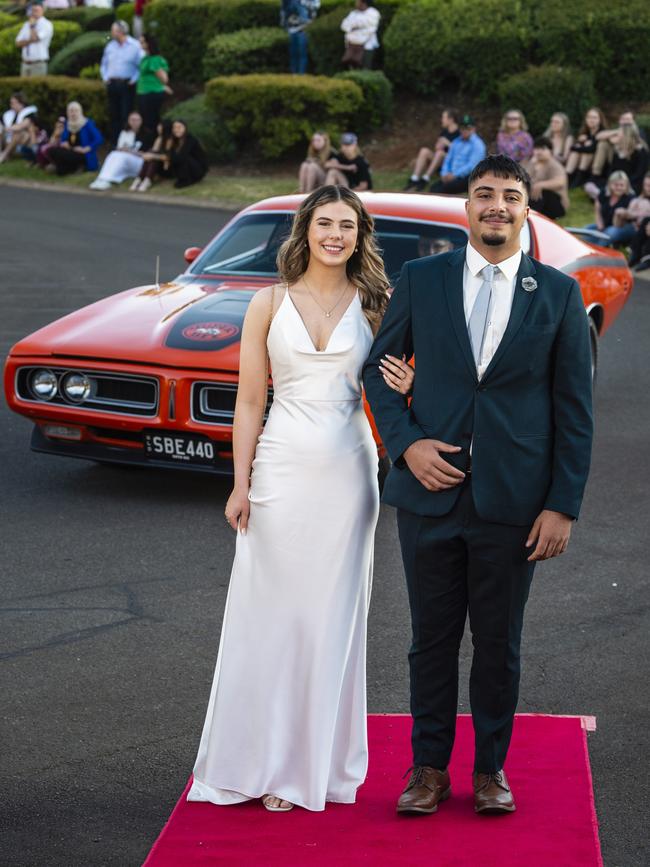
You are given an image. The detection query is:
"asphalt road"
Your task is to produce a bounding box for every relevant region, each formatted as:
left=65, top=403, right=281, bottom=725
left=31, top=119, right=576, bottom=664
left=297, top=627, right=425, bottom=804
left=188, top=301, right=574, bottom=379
left=1, top=186, right=648, bottom=867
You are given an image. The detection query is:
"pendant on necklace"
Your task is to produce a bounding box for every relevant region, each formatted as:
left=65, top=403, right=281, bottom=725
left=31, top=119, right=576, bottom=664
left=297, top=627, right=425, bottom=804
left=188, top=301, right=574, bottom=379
left=325, top=312, right=331, bottom=318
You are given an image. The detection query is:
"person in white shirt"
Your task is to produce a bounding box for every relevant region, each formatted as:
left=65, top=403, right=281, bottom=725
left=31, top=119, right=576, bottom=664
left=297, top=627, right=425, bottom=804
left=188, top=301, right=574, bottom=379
left=15, top=2, right=54, bottom=77
left=0, top=92, right=37, bottom=162
left=89, top=110, right=153, bottom=190
left=341, top=0, right=380, bottom=69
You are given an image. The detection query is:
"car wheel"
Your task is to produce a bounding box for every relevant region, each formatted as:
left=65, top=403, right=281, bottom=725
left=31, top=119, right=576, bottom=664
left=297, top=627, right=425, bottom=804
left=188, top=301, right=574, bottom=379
left=589, top=317, right=599, bottom=387
left=378, top=454, right=391, bottom=493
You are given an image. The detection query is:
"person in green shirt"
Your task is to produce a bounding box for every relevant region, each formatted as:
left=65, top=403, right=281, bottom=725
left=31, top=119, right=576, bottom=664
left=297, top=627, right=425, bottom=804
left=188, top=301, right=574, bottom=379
left=136, top=33, right=171, bottom=133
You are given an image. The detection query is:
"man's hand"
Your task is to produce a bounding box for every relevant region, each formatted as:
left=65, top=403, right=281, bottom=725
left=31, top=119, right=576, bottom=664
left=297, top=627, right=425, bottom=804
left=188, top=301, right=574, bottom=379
left=526, top=510, right=573, bottom=561
left=404, top=438, right=465, bottom=491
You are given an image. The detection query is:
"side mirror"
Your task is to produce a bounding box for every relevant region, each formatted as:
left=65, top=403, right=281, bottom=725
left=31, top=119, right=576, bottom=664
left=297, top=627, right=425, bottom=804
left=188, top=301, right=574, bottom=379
left=184, top=246, right=202, bottom=264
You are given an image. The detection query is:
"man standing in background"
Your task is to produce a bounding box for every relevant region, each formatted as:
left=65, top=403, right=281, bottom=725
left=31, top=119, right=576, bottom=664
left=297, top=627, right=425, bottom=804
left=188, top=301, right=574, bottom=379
left=15, top=2, right=53, bottom=78
left=100, top=20, right=144, bottom=146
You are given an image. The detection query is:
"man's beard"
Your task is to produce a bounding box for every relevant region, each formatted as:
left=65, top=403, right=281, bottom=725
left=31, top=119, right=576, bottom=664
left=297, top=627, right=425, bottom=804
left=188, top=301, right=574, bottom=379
left=480, top=231, right=507, bottom=246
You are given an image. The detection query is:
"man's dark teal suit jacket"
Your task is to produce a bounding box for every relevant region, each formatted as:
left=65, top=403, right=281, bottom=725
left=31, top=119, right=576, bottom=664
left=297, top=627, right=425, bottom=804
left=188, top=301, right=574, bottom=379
left=362, top=247, right=594, bottom=526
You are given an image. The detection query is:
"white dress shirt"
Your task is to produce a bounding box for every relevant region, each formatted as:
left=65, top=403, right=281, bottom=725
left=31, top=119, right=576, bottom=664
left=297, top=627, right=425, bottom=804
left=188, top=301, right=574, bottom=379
left=463, top=242, right=522, bottom=380
left=341, top=7, right=381, bottom=50
left=16, top=17, right=54, bottom=62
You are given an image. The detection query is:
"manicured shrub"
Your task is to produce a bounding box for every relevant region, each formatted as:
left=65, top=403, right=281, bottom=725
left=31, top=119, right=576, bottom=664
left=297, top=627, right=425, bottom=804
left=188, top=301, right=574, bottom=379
left=48, top=30, right=109, bottom=77
left=0, top=11, right=16, bottom=29
left=203, top=27, right=287, bottom=79
left=334, top=69, right=393, bottom=132
left=164, top=94, right=236, bottom=163
left=498, top=66, right=597, bottom=136
left=533, top=0, right=650, bottom=101
left=47, top=7, right=115, bottom=32
left=117, top=3, right=136, bottom=30
left=384, top=0, right=532, bottom=99
left=0, top=76, right=107, bottom=131
left=205, top=73, right=363, bottom=158
left=79, top=63, right=101, bottom=80
left=0, top=20, right=81, bottom=76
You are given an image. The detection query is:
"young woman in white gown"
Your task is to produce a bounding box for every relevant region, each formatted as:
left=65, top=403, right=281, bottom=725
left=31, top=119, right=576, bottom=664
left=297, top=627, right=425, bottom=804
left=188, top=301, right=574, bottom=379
left=186, top=186, right=413, bottom=812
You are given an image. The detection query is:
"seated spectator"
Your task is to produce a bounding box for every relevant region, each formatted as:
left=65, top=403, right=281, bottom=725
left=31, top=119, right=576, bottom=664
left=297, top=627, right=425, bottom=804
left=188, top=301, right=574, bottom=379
left=526, top=137, right=569, bottom=220
left=324, top=132, right=372, bottom=191
left=609, top=172, right=650, bottom=248
left=298, top=130, right=338, bottom=193
left=136, top=33, right=171, bottom=133
left=429, top=115, right=486, bottom=194
left=36, top=115, right=65, bottom=169
left=629, top=218, right=650, bottom=271
left=132, top=119, right=173, bottom=192
left=585, top=122, right=649, bottom=200
left=403, top=108, right=460, bottom=191
left=542, top=112, right=574, bottom=165
left=16, top=115, right=48, bottom=165
left=0, top=92, right=37, bottom=162
left=46, top=101, right=104, bottom=176
left=168, top=120, right=208, bottom=189
left=565, top=107, right=607, bottom=188
left=341, top=0, right=380, bottom=70
left=591, top=110, right=648, bottom=180
left=89, top=111, right=153, bottom=191
left=584, top=171, right=635, bottom=244
left=496, top=109, right=533, bottom=163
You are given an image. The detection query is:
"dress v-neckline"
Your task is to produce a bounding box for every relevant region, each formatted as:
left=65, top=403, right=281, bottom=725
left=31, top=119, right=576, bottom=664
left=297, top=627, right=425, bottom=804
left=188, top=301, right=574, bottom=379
left=285, top=287, right=359, bottom=353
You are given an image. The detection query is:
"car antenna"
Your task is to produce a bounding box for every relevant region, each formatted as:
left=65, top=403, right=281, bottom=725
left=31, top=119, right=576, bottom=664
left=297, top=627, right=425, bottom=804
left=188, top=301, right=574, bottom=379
left=155, top=254, right=160, bottom=291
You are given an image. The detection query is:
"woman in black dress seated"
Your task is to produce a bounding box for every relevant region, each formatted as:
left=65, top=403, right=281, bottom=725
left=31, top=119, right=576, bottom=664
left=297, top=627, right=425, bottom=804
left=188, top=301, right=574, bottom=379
left=169, top=120, right=208, bottom=189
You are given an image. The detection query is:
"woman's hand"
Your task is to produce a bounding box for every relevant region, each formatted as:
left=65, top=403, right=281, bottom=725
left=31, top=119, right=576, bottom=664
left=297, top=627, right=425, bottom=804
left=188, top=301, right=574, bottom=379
left=224, top=486, right=250, bottom=534
left=379, top=354, right=415, bottom=395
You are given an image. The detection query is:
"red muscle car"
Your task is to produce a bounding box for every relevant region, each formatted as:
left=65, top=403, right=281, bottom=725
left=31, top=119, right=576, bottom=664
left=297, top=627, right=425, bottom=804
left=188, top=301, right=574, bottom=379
left=3, top=193, right=633, bottom=475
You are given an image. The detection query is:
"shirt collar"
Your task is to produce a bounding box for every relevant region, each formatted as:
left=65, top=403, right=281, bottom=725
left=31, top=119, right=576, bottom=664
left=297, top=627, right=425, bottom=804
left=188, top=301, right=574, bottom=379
left=465, top=242, right=522, bottom=280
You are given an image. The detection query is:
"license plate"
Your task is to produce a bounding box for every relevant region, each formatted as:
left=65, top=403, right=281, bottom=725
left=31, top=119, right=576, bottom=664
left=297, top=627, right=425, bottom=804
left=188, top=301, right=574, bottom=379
left=143, top=430, right=216, bottom=465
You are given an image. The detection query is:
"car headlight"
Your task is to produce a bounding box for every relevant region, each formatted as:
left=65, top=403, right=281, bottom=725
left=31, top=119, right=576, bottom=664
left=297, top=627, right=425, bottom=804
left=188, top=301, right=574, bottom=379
left=31, top=369, right=58, bottom=400
left=62, top=372, right=91, bottom=403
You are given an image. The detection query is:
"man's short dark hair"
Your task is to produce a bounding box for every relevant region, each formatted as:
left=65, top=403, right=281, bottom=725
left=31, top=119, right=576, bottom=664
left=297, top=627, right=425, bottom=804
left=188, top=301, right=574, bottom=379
left=534, top=136, right=553, bottom=151
left=468, top=154, right=531, bottom=200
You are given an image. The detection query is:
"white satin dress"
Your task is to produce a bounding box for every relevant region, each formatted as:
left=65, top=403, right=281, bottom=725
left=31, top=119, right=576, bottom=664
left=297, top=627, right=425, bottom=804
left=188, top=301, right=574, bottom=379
left=187, top=288, right=379, bottom=812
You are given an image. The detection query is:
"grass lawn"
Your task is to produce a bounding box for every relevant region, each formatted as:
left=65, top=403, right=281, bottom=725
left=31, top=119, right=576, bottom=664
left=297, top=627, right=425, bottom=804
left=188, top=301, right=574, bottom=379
left=0, top=161, right=595, bottom=226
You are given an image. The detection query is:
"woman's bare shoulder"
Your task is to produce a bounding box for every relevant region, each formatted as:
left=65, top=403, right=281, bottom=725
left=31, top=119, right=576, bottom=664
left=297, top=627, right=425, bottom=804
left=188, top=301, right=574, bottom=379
left=246, top=283, right=286, bottom=320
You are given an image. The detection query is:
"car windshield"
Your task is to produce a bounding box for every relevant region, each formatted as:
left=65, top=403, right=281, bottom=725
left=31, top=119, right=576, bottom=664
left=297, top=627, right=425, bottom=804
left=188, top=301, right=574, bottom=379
left=189, top=212, right=469, bottom=282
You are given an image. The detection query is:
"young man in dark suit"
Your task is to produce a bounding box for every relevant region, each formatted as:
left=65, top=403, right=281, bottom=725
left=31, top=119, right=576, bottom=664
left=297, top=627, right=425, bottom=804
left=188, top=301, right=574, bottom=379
left=363, top=154, right=593, bottom=815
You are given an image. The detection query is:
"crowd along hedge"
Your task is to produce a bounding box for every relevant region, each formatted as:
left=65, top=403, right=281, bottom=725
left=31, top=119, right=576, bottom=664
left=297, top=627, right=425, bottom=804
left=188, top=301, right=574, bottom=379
left=0, top=76, right=107, bottom=131
left=498, top=66, right=597, bottom=136
left=48, top=31, right=109, bottom=77
left=164, top=94, right=236, bottom=163
left=384, top=0, right=531, bottom=100
left=333, top=70, right=393, bottom=132
left=0, top=20, right=81, bottom=76
left=205, top=73, right=363, bottom=158
left=533, top=0, right=650, bottom=101
left=203, top=27, right=288, bottom=79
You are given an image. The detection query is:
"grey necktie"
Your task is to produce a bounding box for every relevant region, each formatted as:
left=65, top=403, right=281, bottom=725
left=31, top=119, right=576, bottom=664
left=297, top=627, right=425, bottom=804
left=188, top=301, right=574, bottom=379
left=468, top=264, right=496, bottom=365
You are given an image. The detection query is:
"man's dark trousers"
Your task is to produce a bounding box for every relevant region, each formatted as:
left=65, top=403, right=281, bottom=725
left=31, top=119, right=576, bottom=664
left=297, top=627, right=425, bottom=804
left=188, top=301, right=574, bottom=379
left=107, top=79, right=135, bottom=145
left=397, top=476, right=535, bottom=774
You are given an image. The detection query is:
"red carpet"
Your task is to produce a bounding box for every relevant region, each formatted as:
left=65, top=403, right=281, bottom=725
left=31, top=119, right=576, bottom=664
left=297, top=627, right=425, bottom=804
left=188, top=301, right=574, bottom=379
left=143, top=714, right=602, bottom=867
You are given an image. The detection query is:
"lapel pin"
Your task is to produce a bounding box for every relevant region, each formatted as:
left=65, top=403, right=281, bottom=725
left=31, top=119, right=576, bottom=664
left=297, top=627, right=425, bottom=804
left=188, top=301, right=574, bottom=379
left=521, top=277, right=537, bottom=292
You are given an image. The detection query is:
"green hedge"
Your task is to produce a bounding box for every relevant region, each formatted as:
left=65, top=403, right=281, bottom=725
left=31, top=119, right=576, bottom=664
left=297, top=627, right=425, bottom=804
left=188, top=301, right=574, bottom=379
left=0, top=20, right=81, bottom=76
left=498, top=66, right=597, bottom=136
left=205, top=73, right=363, bottom=158
left=0, top=76, right=107, bottom=131
left=164, top=94, right=236, bottom=163
left=47, top=7, right=115, bottom=32
left=0, top=10, right=15, bottom=29
left=533, top=0, right=650, bottom=100
left=49, top=31, right=109, bottom=77
left=334, top=70, right=393, bottom=132
left=384, top=0, right=531, bottom=99
left=117, top=2, right=136, bottom=30
left=203, top=27, right=287, bottom=78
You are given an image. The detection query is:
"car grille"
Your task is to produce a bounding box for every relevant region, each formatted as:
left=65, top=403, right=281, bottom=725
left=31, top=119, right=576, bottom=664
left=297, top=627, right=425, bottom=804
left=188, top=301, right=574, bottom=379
left=191, top=382, right=273, bottom=425
left=16, top=367, right=158, bottom=417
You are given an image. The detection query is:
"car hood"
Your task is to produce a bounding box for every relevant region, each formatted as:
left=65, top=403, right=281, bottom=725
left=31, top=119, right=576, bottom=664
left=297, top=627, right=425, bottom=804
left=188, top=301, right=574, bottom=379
left=9, top=276, right=267, bottom=370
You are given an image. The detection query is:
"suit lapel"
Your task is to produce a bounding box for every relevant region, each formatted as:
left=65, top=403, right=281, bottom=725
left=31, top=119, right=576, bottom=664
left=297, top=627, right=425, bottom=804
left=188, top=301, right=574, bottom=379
left=443, top=248, right=477, bottom=381
left=481, top=253, right=537, bottom=383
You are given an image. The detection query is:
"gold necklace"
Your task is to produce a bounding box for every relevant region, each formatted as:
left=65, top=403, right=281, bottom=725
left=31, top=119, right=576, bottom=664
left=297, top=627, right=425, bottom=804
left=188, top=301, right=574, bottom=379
left=302, top=275, right=351, bottom=318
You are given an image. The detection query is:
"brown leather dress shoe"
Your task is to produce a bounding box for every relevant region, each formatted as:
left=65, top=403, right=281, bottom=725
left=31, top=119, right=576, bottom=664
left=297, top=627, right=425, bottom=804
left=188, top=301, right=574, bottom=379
left=397, top=766, right=451, bottom=814
left=473, top=770, right=516, bottom=814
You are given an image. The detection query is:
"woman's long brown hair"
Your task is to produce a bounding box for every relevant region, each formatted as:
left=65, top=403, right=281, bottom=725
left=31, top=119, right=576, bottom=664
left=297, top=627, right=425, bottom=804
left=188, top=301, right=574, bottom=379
left=276, top=186, right=390, bottom=333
